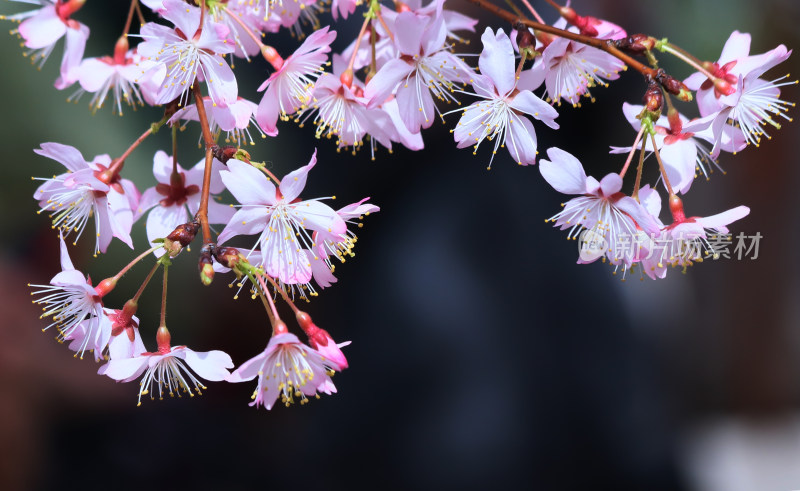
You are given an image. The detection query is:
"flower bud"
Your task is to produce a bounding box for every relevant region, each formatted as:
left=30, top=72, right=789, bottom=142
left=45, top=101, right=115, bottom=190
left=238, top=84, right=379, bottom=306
left=214, top=247, right=243, bottom=270
left=199, top=249, right=214, bottom=286
left=614, top=34, right=656, bottom=55
left=643, top=82, right=663, bottom=113
left=166, top=221, right=200, bottom=248
left=516, top=27, right=537, bottom=61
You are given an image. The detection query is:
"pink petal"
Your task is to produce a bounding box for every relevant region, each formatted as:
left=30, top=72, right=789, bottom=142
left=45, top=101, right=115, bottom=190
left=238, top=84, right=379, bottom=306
left=365, top=58, right=414, bottom=109
left=183, top=349, right=233, bottom=382
left=221, top=160, right=276, bottom=206
left=394, top=12, right=427, bottom=56
left=509, top=90, right=559, bottom=129
left=99, top=356, right=149, bottom=382
left=478, top=27, right=515, bottom=96
left=540, top=147, right=587, bottom=195
left=18, top=5, right=66, bottom=49
left=217, top=207, right=270, bottom=244
left=279, top=150, right=317, bottom=202
left=697, top=206, right=750, bottom=232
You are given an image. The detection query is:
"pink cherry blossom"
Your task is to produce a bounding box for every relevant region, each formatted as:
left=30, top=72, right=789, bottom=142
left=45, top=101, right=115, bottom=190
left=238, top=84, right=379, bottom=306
left=33, top=142, right=135, bottom=254
left=74, top=43, right=156, bottom=115
left=540, top=147, right=660, bottom=265
left=609, top=103, right=746, bottom=194
left=255, top=26, right=336, bottom=136
left=381, top=0, right=478, bottom=42
left=649, top=205, right=750, bottom=271
left=6, top=0, right=90, bottom=89
left=136, top=151, right=233, bottom=254
left=137, top=0, right=237, bottom=107
left=523, top=19, right=625, bottom=106
left=227, top=332, right=341, bottom=409
left=684, top=32, right=794, bottom=153
left=99, top=345, right=233, bottom=406
left=106, top=308, right=146, bottom=360
left=451, top=28, right=558, bottom=167
left=169, top=96, right=264, bottom=146
left=217, top=151, right=346, bottom=286
left=29, top=235, right=112, bottom=358
left=365, top=12, right=473, bottom=134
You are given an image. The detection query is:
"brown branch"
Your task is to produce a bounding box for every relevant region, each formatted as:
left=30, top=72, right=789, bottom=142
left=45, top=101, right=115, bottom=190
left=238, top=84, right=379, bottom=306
left=192, top=82, right=217, bottom=246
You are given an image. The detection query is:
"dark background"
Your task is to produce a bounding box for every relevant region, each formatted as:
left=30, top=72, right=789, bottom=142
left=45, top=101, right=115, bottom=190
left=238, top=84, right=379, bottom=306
left=1, top=0, right=799, bottom=489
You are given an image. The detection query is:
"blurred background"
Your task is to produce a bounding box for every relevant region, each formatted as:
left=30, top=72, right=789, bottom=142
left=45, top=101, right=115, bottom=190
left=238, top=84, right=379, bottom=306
left=1, top=0, right=799, bottom=489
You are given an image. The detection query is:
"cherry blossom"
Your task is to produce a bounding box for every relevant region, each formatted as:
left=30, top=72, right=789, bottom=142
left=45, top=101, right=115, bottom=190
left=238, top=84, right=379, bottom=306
left=169, top=96, right=264, bottom=146
left=255, top=26, right=337, bottom=136
left=73, top=39, right=156, bottom=115
left=100, top=344, right=233, bottom=406
left=29, top=235, right=115, bottom=358
left=540, top=147, right=660, bottom=265
left=366, top=12, right=473, bottom=134
left=227, top=332, right=341, bottom=409
left=684, top=31, right=794, bottom=153
left=137, top=0, right=237, bottom=107
left=136, top=151, right=233, bottom=253
left=452, top=27, right=558, bottom=167
left=4, top=0, right=90, bottom=89
left=33, top=142, right=135, bottom=255
left=609, top=103, right=746, bottom=193
left=217, top=151, right=346, bottom=286
left=521, top=19, right=626, bottom=106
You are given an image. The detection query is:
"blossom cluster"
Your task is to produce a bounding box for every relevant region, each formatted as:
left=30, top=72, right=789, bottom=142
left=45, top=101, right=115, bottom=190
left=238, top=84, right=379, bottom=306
left=6, top=0, right=794, bottom=408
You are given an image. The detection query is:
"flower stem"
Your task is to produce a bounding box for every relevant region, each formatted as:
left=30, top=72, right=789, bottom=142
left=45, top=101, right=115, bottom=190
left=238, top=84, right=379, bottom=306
left=659, top=43, right=717, bottom=81
left=347, top=13, right=373, bottom=74
left=159, top=263, right=169, bottom=328
left=112, top=246, right=163, bottom=282
left=224, top=7, right=265, bottom=50
left=123, top=0, right=138, bottom=36
left=265, top=275, right=300, bottom=314
left=255, top=274, right=282, bottom=326
left=103, top=126, right=153, bottom=182
left=375, top=9, right=394, bottom=42
left=519, top=0, right=546, bottom=23
left=132, top=261, right=160, bottom=303
left=192, top=81, right=216, bottom=246
left=619, top=125, right=646, bottom=178
left=650, top=132, right=675, bottom=197
left=171, top=123, right=178, bottom=176
left=632, top=137, right=647, bottom=200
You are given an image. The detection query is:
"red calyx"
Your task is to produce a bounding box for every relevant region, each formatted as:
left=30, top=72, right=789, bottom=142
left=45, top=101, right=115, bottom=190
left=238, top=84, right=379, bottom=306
left=340, top=69, right=354, bottom=89
left=261, top=46, right=284, bottom=71
left=55, top=0, right=86, bottom=21
left=95, top=277, right=117, bottom=297
left=699, top=61, right=738, bottom=97
left=156, top=326, right=171, bottom=353
left=157, top=172, right=199, bottom=207
left=395, top=0, right=411, bottom=12
left=669, top=195, right=686, bottom=223
left=113, top=36, right=129, bottom=65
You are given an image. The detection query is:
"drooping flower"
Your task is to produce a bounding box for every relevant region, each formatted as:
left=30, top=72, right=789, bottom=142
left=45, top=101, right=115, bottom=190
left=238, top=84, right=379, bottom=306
left=227, top=332, right=342, bottom=409
left=609, top=103, right=746, bottom=193
left=33, top=142, right=135, bottom=255
left=137, top=0, right=237, bottom=107
left=73, top=38, right=156, bottom=115
left=540, top=147, right=660, bottom=265
left=3, top=0, right=90, bottom=89
left=29, top=235, right=117, bottom=358
left=684, top=31, right=794, bottom=154
left=217, top=151, right=346, bottom=286
left=365, top=12, right=473, bottom=134
left=169, top=96, right=264, bottom=146
left=136, top=151, right=233, bottom=254
left=99, top=344, right=233, bottom=406
left=521, top=19, right=625, bottom=106
left=255, top=26, right=336, bottom=136
left=451, top=27, right=558, bottom=167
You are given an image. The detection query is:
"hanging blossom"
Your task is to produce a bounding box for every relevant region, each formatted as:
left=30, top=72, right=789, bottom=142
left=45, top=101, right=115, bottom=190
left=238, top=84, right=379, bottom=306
left=609, top=103, right=746, bottom=194
left=315, top=197, right=380, bottom=271
left=217, top=151, right=347, bottom=286
left=255, top=26, right=337, bottom=136
left=99, top=343, right=233, bottom=406
left=365, top=12, right=473, bottom=134
left=539, top=147, right=660, bottom=265
left=683, top=31, right=794, bottom=155
left=137, top=0, right=237, bottom=107
left=72, top=38, right=157, bottom=115
left=451, top=27, right=559, bottom=167
left=519, top=18, right=626, bottom=107
left=29, top=235, right=117, bottom=359
left=136, top=150, right=233, bottom=254
left=642, top=196, right=750, bottom=277
left=297, top=56, right=401, bottom=156
left=169, top=96, right=264, bottom=146
left=3, top=0, right=90, bottom=89
left=227, top=332, right=343, bottom=409
left=33, top=142, right=136, bottom=255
